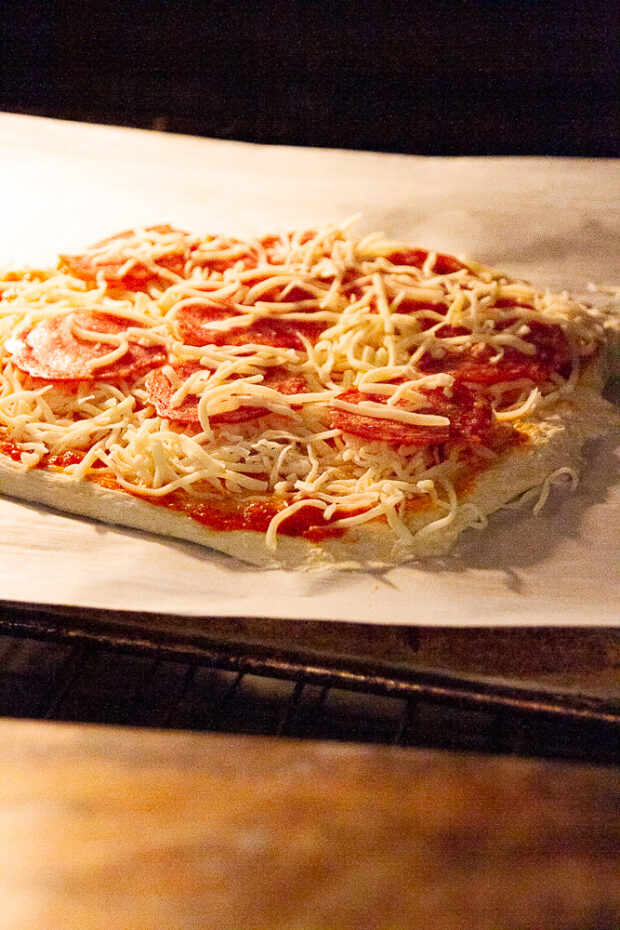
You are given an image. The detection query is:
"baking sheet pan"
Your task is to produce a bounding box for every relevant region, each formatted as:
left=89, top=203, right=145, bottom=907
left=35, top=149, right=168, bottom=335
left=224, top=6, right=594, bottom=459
left=0, top=113, right=618, bottom=628
left=1, top=602, right=618, bottom=727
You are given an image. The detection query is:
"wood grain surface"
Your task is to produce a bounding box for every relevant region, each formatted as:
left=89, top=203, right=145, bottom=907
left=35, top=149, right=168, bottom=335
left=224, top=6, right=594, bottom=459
left=0, top=719, right=617, bottom=930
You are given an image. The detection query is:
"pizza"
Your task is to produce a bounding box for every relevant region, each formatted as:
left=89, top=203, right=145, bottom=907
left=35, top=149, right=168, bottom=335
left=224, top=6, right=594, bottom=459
left=0, top=222, right=617, bottom=570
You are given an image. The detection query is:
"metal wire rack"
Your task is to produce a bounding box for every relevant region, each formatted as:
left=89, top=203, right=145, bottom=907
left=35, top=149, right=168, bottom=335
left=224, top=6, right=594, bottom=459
left=0, top=616, right=618, bottom=763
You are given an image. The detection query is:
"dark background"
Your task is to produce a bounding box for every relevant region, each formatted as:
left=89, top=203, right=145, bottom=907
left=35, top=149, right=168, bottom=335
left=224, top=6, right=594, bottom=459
left=1, top=0, right=617, bottom=156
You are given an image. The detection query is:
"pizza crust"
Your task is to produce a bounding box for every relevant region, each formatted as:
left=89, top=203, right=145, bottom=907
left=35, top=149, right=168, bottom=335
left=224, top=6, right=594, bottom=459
left=0, top=384, right=616, bottom=571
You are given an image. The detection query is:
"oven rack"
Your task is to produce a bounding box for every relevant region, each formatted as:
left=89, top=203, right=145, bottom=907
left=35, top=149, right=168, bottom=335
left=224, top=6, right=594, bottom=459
left=0, top=604, right=618, bottom=763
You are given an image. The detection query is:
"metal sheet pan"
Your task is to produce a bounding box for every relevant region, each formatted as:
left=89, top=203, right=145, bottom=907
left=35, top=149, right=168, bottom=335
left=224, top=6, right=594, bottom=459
left=1, top=600, right=617, bottom=729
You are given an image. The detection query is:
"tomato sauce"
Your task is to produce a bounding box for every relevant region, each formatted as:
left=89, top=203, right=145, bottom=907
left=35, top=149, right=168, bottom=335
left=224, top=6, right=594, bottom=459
left=145, top=490, right=348, bottom=541
left=0, top=439, right=25, bottom=462
left=87, top=471, right=347, bottom=540
left=0, top=442, right=85, bottom=469
left=0, top=437, right=87, bottom=469
left=42, top=450, right=85, bottom=469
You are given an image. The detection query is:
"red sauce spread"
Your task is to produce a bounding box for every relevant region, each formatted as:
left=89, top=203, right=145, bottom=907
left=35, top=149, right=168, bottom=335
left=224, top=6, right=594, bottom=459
left=0, top=439, right=24, bottom=462
left=152, top=492, right=348, bottom=541
left=0, top=438, right=86, bottom=468
left=86, top=472, right=347, bottom=540
left=42, top=450, right=85, bottom=469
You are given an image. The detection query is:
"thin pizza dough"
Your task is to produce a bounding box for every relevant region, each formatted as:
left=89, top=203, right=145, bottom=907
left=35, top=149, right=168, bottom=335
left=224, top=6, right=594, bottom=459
left=0, top=221, right=617, bottom=570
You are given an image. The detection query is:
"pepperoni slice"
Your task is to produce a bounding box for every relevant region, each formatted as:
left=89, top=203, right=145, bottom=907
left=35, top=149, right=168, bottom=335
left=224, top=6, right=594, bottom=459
left=494, top=297, right=536, bottom=310
left=397, top=297, right=450, bottom=315
left=419, top=349, right=548, bottom=385
left=258, top=231, right=316, bottom=265
left=175, top=302, right=238, bottom=343
left=6, top=312, right=166, bottom=382
left=330, top=382, right=496, bottom=447
left=517, top=320, right=573, bottom=370
left=257, top=235, right=288, bottom=265
left=387, top=248, right=465, bottom=275
left=190, top=237, right=260, bottom=274
left=59, top=225, right=190, bottom=290
left=228, top=317, right=325, bottom=350
left=419, top=320, right=572, bottom=384
left=250, top=283, right=319, bottom=304
left=175, top=303, right=325, bottom=350
left=191, top=233, right=307, bottom=272
left=145, top=362, right=307, bottom=425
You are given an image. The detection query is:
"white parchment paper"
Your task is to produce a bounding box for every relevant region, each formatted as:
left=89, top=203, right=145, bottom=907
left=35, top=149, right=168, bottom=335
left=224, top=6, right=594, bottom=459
left=0, top=113, right=618, bottom=625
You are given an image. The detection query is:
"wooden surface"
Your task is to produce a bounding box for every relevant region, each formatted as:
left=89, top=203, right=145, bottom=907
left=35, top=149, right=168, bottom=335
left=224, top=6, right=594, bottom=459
left=0, top=719, right=617, bottom=930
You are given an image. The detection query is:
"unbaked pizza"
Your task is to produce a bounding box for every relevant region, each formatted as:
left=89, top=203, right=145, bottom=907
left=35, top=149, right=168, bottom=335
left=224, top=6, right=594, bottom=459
left=0, top=222, right=617, bottom=569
